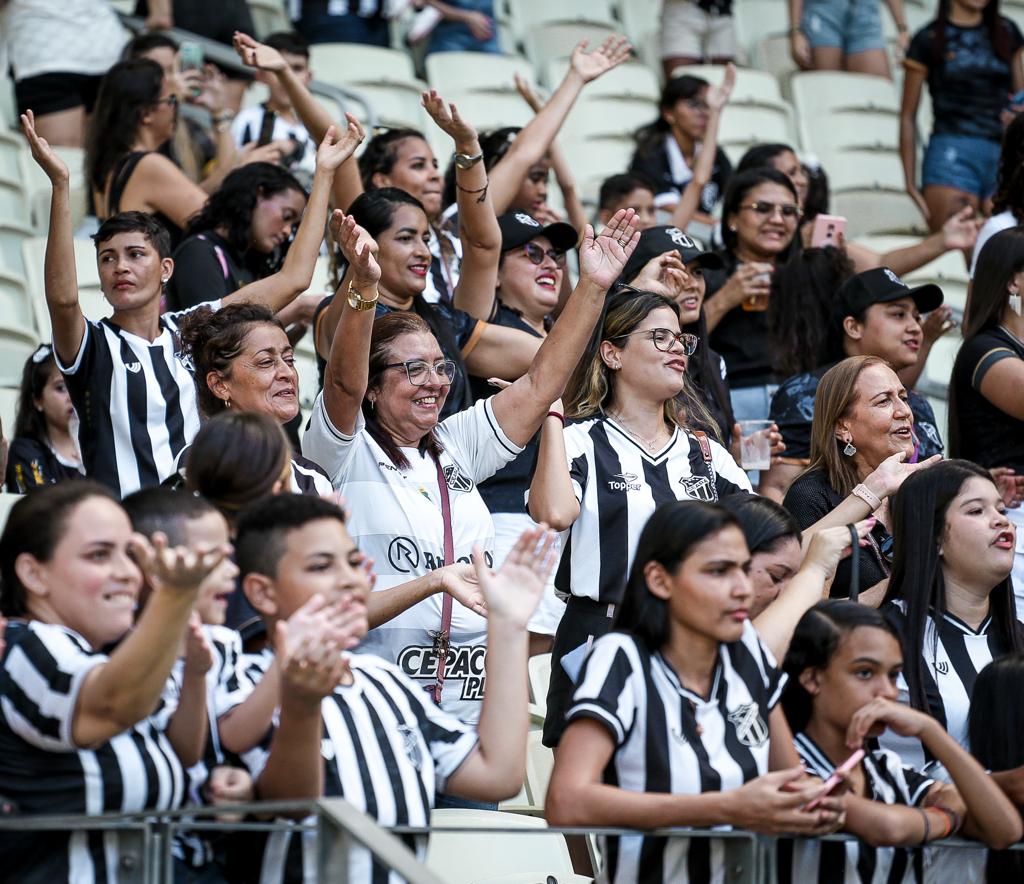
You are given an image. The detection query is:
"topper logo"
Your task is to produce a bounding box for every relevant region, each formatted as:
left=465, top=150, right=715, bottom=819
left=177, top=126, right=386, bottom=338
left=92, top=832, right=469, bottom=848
left=666, top=227, right=698, bottom=249
left=515, top=212, right=541, bottom=227
left=883, top=268, right=906, bottom=287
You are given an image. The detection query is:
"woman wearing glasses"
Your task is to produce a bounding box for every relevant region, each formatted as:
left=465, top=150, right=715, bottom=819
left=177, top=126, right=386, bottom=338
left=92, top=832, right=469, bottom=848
left=302, top=200, right=639, bottom=734
left=529, top=288, right=752, bottom=748
left=703, top=167, right=803, bottom=426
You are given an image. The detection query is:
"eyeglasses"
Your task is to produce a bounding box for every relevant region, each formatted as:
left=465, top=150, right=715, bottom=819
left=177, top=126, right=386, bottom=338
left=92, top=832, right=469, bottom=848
left=741, top=201, right=801, bottom=220
left=612, top=328, right=699, bottom=355
left=385, top=359, right=458, bottom=386
left=521, top=241, right=566, bottom=267
left=152, top=94, right=179, bottom=109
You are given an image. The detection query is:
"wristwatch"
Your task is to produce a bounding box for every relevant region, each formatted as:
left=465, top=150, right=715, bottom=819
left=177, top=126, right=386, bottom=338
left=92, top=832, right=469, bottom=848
left=454, top=151, right=484, bottom=170
left=347, top=281, right=379, bottom=311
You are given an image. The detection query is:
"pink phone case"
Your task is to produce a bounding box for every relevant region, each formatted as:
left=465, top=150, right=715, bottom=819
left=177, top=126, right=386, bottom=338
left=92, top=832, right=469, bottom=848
left=804, top=748, right=864, bottom=810
left=810, top=213, right=847, bottom=248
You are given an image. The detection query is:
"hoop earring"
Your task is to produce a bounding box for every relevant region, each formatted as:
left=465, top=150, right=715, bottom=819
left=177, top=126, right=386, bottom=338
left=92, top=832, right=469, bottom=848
left=843, top=441, right=857, bottom=456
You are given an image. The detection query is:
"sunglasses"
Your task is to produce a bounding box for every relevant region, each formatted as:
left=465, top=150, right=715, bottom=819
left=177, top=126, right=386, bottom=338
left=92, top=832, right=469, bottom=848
left=385, top=359, right=458, bottom=386
left=612, top=328, right=699, bottom=355
left=741, top=200, right=801, bottom=220
left=521, top=241, right=566, bottom=267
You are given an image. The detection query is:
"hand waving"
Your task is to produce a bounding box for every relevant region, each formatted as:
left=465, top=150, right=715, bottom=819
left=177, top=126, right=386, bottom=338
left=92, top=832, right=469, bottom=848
left=129, top=532, right=230, bottom=595
left=580, top=208, right=640, bottom=289
left=233, top=31, right=286, bottom=72
left=20, top=111, right=69, bottom=184
left=421, top=89, right=478, bottom=146
left=329, top=211, right=381, bottom=287
left=706, top=63, right=736, bottom=113
left=866, top=451, right=942, bottom=499
left=513, top=72, right=543, bottom=113
left=316, top=115, right=367, bottom=172
left=940, top=205, right=981, bottom=251
left=569, top=35, right=633, bottom=84
left=472, top=526, right=558, bottom=629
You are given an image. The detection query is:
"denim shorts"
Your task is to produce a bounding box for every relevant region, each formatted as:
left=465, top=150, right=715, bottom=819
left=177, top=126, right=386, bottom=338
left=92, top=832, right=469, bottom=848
left=801, top=0, right=885, bottom=54
left=921, top=133, right=1001, bottom=197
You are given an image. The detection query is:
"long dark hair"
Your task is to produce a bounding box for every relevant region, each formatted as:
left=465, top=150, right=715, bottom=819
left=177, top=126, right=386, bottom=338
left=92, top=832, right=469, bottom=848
left=720, top=168, right=800, bottom=260
left=781, top=601, right=900, bottom=734
left=443, top=126, right=521, bottom=208
left=184, top=162, right=306, bottom=255
left=933, top=0, right=1012, bottom=68
left=86, top=58, right=165, bottom=193
left=633, top=75, right=709, bottom=156
left=680, top=307, right=735, bottom=441
left=615, top=501, right=739, bottom=650
left=358, top=127, right=427, bottom=191
left=768, top=246, right=855, bottom=375
left=13, top=347, right=57, bottom=443
left=991, top=114, right=1024, bottom=219
left=721, top=494, right=802, bottom=555
left=884, top=460, right=1024, bottom=712
left=735, top=143, right=793, bottom=175
left=948, top=226, right=1024, bottom=456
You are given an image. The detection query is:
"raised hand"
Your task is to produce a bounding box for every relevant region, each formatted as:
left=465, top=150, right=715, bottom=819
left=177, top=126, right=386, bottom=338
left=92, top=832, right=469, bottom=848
left=438, top=562, right=487, bottom=617
left=471, top=527, right=558, bottom=629
left=129, top=532, right=230, bottom=595
left=569, top=35, right=633, bottom=84
left=802, top=518, right=875, bottom=579
left=277, top=617, right=350, bottom=702
left=513, top=72, right=543, bottom=113
left=315, top=115, right=367, bottom=172
left=285, top=591, right=366, bottom=654
left=330, top=210, right=381, bottom=287
left=706, top=62, right=736, bottom=113
left=990, top=467, right=1024, bottom=509
left=421, top=89, right=478, bottom=146
left=920, top=306, right=956, bottom=345
left=20, top=110, right=69, bottom=184
left=941, top=205, right=981, bottom=251
left=183, top=613, right=215, bottom=677
left=233, top=31, right=286, bottom=72
left=865, top=451, right=942, bottom=499
left=580, top=208, right=640, bottom=289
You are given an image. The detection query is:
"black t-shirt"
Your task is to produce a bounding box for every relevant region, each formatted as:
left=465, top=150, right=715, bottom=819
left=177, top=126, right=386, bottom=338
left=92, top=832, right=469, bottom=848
left=470, top=301, right=544, bottom=514
left=783, top=469, right=892, bottom=597
left=629, top=140, right=732, bottom=216
left=950, top=326, right=1024, bottom=470
left=5, top=437, right=84, bottom=494
left=167, top=231, right=259, bottom=311
left=704, top=255, right=775, bottom=389
left=770, top=363, right=944, bottom=461
left=906, top=18, right=1024, bottom=142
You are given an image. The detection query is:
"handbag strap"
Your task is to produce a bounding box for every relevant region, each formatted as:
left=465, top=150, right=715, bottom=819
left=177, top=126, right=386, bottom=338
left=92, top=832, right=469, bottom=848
left=430, top=458, right=455, bottom=704
left=848, top=523, right=861, bottom=603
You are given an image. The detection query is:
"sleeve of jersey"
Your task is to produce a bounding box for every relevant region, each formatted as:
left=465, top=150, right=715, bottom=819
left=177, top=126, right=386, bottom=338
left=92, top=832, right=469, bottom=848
left=564, top=635, right=639, bottom=747
left=964, top=337, right=1018, bottom=391
left=741, top=621, right=787, bottom=709
left=876, top=749, right=935, bottom=806
left=0, top=624, right=107, bottom=752
left=211, top=629, right=256, bottom=720
left=711, top=438, right=753, bottom=496
left=53, top=317, right=96, bottom=379
left=565, top=424, right=590, bottom=503
left=300, top=391, right=364, bottom=488
left=437, top=397, right=524, bottom=483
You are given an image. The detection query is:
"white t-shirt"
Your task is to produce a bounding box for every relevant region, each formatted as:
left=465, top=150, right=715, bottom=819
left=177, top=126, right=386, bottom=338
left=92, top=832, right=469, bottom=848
left=231, top=106, right=316, bottom=180
left=302, top=394, right=523, bottom=722
left=970, top=209, right=1017, bottom=276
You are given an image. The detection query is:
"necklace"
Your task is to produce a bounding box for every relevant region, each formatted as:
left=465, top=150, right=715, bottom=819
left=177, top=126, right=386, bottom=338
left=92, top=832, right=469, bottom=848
left=607, top=410, right=670, bottom=452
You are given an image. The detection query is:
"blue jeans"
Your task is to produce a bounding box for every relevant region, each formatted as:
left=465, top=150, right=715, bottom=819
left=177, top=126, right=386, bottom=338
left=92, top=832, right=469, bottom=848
left=801, top=0, right=884, bottom=54
left=426, top=0, right=500, bottom=54
left=921, top=133, right=1001, bottom=198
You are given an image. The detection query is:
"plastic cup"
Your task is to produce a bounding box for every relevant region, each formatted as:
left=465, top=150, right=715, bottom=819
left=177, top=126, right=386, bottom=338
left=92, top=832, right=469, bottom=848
left=739, top=420, right=773, bottom=471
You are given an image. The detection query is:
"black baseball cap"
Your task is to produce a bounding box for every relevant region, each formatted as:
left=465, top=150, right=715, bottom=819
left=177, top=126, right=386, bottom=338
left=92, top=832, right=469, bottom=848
left=620, top=225, right=724, bottom=284
left=833, top=267, right=944, bottom=325
left=498, top=211, right=577, bottom=253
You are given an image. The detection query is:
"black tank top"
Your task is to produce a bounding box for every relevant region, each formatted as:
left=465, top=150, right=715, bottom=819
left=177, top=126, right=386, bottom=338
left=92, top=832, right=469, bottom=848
left=106, top=151, right=184, bottom=247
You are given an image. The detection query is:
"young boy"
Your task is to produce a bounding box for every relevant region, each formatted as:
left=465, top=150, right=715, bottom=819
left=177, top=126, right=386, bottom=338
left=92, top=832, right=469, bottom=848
left=21, top=110, right=360, bottom=496
left=598, top=172, right=658, bottom=232
left=232, top=32, right=317, bottom=187
left=231, top=493, right=555, bottom=882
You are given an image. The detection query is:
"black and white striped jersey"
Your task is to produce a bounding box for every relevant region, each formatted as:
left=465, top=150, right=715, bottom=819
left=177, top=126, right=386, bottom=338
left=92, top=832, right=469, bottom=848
left=779, top=732, right=933, bottom=884
left=55, top=302, right=219, bottom=497
left=290, top=454, right=333, bottom=496
left=234, top=649, right=479, bottom=884
left=555, top=417, right=751, bottom=605
left=0, top=620, right=185, bottom=883
left=565, top=621, right=784, bottom=884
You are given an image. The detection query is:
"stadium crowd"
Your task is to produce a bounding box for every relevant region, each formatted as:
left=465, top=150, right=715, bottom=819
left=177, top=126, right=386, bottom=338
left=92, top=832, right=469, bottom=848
left=4, top=0, right=1024, bottom=882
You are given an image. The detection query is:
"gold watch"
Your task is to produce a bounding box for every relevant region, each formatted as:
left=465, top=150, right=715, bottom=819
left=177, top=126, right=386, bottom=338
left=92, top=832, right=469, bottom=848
left=347, top=281, right=379, bottom=311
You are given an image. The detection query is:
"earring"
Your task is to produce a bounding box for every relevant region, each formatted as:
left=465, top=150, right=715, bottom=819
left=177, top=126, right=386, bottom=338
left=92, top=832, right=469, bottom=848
left=729, top=225, right=737, bottom=232
left=369, top=398, right=376, bottom=411
left=223, top=398, right=231, bottom=410
left=843, top=440, right=857, bottom=456
left=161, top=277, right=168, bottom=284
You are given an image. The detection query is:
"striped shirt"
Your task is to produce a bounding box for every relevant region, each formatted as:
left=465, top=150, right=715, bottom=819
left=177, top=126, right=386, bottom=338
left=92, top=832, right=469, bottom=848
left=779, top=732, right=933, bottom=884
left=236, top=649, right=479, bottom=884
left=556, top=417, right=751, bottom=605
left=55, top=302, right=220, bottom=497
left=565, top=622, right=785, bottom=884
left=302, top=394, right=522, bottom=722
left=0, top=620, right=185, bottom=883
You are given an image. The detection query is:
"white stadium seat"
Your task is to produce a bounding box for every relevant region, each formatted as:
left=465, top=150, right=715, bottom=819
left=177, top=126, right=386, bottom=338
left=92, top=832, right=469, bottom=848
left=522, top=22, right=620, bottom=70
left=426, top=51, right=535, bottom=97
left=544, top=59, right=659, bottom=100
left=21, top=237, right=108, bottom=341
left=672, top=64, right=786, bottom=110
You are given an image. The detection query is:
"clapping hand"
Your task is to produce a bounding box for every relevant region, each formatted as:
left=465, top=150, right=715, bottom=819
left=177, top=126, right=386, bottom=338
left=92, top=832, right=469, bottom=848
left=183, top=613, right=215, bottom=677
left=569, top=35, right=633, bottom=84
left=129, top=532, right=230, bottom=595
left=438, top=562, right=487, bottom=617
left=471, top=527, right=558, bottom=629
left=20, top=111, right=69, bottom=184
left=233, top=31, right=287, bottom=73
left=580, top=208, right=640, bottom=289
left=277, top=596, right=362, bottom=703
left=315, top=116, right=367, bottom=173
left=330, top=211, right=381, bottom=288
left=421, top=89, right=478, bottom=147
left=920, top=306, right=957, bottom=345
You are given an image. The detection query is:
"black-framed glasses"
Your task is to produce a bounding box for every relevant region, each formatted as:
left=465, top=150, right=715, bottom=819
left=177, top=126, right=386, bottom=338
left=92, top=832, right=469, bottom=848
left=522, top=241, right=566, bottom=267
left=152, top=94, right=179, bottom=109
left=741, top=200, right=801, bottom=220
left=612, top=328, right=699, bottom=355
left=385, top=359, right=458, bottom=386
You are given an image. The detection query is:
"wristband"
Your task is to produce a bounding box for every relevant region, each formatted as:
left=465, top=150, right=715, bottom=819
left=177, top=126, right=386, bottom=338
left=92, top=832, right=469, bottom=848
left=851, top=483, right=882, bottom=512
left=916, top=806, right=931, bottom=844
left=546, top=410, right=565, bottom=426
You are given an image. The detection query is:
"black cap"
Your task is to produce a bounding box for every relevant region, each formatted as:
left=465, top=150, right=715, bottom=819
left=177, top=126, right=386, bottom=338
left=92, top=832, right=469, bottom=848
left=497, top=211, right=577, bottom=253
left=620, top=225, right=724, bottom=283
left=834, top=267, right=944, bottom=325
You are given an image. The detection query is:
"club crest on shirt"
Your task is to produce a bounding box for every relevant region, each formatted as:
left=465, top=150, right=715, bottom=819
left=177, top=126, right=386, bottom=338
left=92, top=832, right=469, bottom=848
left=727, top=703, right=769, bottom=747
left=442, top=463, right=474, bottom=492
left=680, top=475, right=715, bottom=502
left=934, top=660, right=950, bottom=676
left=123, top=361, right=142, bottom=374
left=397, top=724, right=423, bottom=769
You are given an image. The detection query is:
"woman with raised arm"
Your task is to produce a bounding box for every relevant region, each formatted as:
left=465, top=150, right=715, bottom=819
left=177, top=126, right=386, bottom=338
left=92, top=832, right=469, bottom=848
left=301, top=206, right=639, bottom=724
left=0, top=481, right=228, bottom=883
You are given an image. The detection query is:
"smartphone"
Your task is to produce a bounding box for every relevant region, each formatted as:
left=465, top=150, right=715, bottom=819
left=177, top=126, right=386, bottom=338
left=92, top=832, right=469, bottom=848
left=179, top=41, right=204, bottom=74
left=803, top=747, right=864, bottom=811
left=810, top=213, right=847, bottom=248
